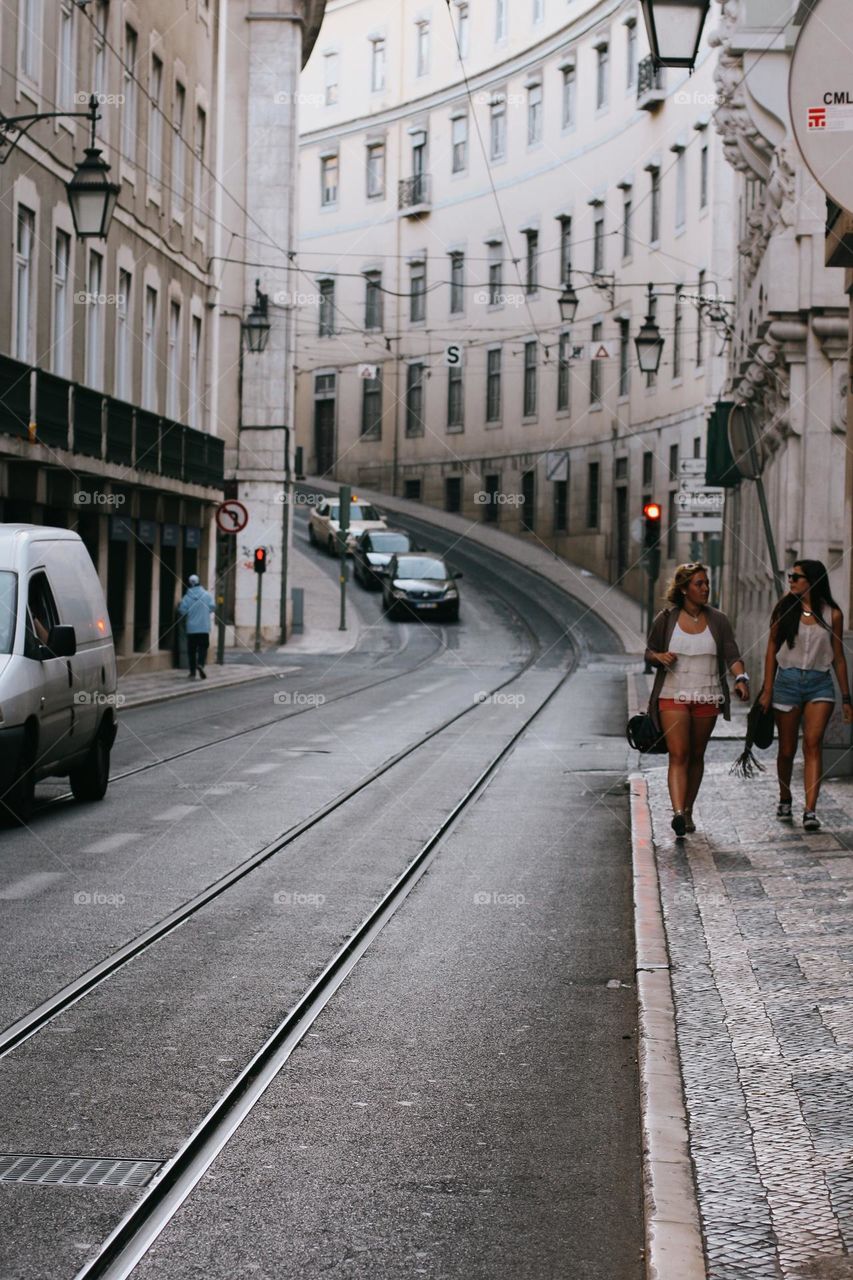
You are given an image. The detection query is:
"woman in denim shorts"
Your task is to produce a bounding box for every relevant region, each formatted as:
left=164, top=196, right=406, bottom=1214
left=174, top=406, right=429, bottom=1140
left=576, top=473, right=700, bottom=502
left=758, top=560, right=852, bottom=830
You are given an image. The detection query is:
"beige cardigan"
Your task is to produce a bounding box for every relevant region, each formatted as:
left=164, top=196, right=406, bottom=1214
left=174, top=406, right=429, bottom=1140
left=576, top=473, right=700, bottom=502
left=645, top=605, right=742, bottom=729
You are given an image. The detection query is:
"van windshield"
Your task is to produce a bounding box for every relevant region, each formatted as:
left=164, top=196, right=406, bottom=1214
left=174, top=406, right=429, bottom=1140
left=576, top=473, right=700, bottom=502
left=0, top=572, right=17, bottom=654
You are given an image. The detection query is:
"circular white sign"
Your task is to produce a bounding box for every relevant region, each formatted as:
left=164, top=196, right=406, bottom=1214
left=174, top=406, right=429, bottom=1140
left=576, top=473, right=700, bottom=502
left=789, top=0, right=853, bottom=213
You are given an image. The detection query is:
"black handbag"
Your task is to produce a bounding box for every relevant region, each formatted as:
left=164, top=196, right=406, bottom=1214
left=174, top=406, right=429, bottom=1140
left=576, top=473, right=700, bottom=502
left=627, top=711, right=668, bottom=754
left=730, top=698, right=774, bottom=777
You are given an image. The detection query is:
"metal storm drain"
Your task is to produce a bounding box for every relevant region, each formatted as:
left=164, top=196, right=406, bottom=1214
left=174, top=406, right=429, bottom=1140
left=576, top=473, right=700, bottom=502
left=0, top=1154, right=163, bottom=1188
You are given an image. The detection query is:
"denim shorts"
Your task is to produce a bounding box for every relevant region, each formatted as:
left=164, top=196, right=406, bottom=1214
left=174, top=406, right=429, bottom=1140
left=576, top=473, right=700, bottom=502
left=773, top=667, right=835, bottom=711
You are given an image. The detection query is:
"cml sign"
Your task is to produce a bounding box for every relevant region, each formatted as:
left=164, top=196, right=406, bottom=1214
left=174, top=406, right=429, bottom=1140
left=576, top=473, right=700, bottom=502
left=789, top=0, right=853, bottom=213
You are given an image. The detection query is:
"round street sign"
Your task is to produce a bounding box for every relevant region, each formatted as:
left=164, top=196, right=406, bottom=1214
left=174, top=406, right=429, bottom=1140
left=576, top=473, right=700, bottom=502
left=216, top=499, right=249, bottom=534
left=790, top=0, right=853, bottom=214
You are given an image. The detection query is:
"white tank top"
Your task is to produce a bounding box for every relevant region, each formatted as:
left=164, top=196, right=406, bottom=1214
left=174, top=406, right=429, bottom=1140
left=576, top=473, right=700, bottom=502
left=775, top=607, right=834, bottom=672
left=660, top=621, right=721, bottom=703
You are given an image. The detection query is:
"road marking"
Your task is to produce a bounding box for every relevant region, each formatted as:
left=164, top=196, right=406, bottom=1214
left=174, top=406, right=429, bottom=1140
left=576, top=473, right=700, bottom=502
left=154, top=805, right=199, bottom=822
left=0, top=871, right=63, bottom=900
left=82, top=834, right=140, bottom=854
left=243, top=763, right=279, bottom=775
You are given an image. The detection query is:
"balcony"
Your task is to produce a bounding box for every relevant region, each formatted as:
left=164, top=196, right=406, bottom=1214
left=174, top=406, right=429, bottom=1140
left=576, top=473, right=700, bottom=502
left=398, top=174, right=432, bottom=216
left=637, top=55, right=666, bottom=110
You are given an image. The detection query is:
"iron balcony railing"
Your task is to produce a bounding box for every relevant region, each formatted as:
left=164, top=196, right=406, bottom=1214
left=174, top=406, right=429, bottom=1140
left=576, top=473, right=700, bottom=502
left=398, top=173, right=432, bottom=210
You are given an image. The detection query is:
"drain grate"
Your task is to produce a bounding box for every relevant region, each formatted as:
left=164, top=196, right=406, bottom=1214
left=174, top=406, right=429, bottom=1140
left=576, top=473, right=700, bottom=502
left=0, top=1154, right=162, bottom=1188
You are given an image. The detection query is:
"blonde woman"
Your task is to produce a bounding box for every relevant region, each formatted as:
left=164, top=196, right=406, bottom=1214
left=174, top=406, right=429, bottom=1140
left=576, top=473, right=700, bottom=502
left=645, top=563, right=749, bottom=837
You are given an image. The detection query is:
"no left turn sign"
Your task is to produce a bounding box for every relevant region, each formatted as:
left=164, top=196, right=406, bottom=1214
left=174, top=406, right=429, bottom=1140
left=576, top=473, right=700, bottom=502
left=216, top=499, right=249, bottom=534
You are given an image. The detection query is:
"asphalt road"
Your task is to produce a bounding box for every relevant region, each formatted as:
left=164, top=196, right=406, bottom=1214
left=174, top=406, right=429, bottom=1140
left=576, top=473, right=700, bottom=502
left=0, top=506, right=643, bottom=1280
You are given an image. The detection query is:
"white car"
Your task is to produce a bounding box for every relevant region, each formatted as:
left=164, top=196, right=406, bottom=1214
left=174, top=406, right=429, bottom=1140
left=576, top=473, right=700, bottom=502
left=308, top=496, right=387, bottom=555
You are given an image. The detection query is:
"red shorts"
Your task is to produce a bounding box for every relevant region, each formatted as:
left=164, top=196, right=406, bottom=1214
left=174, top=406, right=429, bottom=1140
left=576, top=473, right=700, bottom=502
left=658, top=698, right=720, bottom=719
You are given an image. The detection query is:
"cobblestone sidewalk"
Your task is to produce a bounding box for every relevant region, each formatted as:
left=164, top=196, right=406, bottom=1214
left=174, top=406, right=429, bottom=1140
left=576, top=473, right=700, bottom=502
left=645, top=760, right=853, bottom=1280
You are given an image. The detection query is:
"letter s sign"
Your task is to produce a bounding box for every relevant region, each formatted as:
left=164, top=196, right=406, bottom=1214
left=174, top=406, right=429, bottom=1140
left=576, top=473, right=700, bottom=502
left=444, top=343, right=463, bottom=367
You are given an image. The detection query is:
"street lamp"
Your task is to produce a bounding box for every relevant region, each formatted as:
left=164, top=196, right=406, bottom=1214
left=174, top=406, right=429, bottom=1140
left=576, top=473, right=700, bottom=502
left=635, top=283, right=665, bottom=374
left=242, top=280, right=271, bottom=354
left=558, top=275, right=579, bottom=325
left=640, top=0, right=710, bottom=69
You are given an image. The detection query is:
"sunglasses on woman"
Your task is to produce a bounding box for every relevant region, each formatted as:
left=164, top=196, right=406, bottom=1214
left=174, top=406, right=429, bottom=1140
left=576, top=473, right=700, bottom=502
left=787, top=573, right=807, bottom=583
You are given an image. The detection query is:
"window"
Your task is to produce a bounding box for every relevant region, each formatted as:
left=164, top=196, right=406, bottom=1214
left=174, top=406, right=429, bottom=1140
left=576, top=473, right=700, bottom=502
left=149, top=56, right=164, bottom=187
left=700, top=140, right=709, bottom=209
left=122, top=27, right=138, bottom=165
left=649, top=167, right=661, bottom=243
left=488, top=242, right=502, bottom=306
left=445, top=477, right=462, bottom=512
left=194, top=107, right=207, bottom=222
left=15, top=206, right=35, bottom=364
left=533, top=0, right=544, bottom=21
left=85, top=252, right=104, bottom=389
left=19, top=0, right=42, bottom=82
left=456, top=3, right=469, bottom=57
left=115, top=269, right=132, bottom=400
left=527, top=83, right=543, bottom=145
left=410, top=260, right=426, bottom=323
left=557, top=332, right=570, bottom=412
left=366, top=142, right=385, bottom=198
left=189, top=315, right=202, bottom=428
left=593, top=210, right=605, bottom=274
left=525, top=230, right=538, bottom=295
left=447, top=364, right=464, bottom=432
left=450, top=252, right=465, bottom=314
left=694, top=435, right=702, bottom=458
left=615, top=456, right=628, bottom=481
left=590, top=321, right=602, bottom=404
left=324, top=53, right=339, bottom=105
left=669, top=443, right=679, bottom=479
left=406, top=363, right=425, bottom=436
left=696, top=270, right=706, bottom=366
left=642, top=451, right=653, bottom=487
left=622, top=193, right=632, bottom=258
left=370, top=38, right=385, bottom=92
left=92, top=0, right=107, bottom=102
left=361, top=375, right=382, bottom=438
left=321, top=155, right=338, bottom=206
left=558, top=216, right=572, bottom=283
left=364, top=272, right=383, bottom=330
left=523, top=340, right=537, bottom=417
left=496, top=0, right=507, bottom=41
left=57, top=2, right=75, bottom=110
left=675, top=148, right=687, bottom=230
left=486, top=348, right=501, bottom=421
left=521, top=471, right=535, bottom=531
left=319, top=278, right=335, bottom=335
left=52, top=230, right=72, bottom=378
left=490, top=95, right=506, bottom=160
left=173, top=84, right=186, bottom=216
left=452, top=116, right=468, bottom=173
left=482, top=474, right=500, bottom=523
left=587, top=461, right=600, bottom=528
left=561, top=64, right=576, bottom=129
left=411, top=136, right=427, bottom=200
left=596, top=44, right=609, bottom=110
left=626, top=21, right=637, bottom=88
left=165, top=300, right=181, bottom=419
left=554, top=479, right=568, bottom=532
left=25, top=573, right=60, bottom=659
left=416, top=21, right=430, bottom=76
left=619, top=318, right=630, bottom=397
left=404, top=479, right=422, bottom=501
left=143, top=285, right=158, bottom=410
left=673, top=285, right=683, bottom=378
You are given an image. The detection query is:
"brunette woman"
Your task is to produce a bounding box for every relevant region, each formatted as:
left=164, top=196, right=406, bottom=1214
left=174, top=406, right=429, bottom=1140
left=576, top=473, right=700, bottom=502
left=646, top=563, right=750, bottom=837
left=757, top=559, right=852, bottom=830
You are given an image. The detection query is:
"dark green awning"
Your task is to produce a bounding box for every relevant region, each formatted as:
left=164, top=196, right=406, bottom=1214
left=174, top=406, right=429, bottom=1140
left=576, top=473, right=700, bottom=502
left=705, top=401, right=739, bottom=488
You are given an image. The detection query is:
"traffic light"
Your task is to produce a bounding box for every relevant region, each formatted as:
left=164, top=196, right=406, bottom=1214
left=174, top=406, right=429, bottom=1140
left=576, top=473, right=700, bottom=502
left=643, top=502, right=662, bottom=550
left=253, top=547, right=267, bottom=575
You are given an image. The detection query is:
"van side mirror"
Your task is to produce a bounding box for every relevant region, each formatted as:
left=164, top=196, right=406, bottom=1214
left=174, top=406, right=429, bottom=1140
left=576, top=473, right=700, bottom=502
left=43, top=624, right=77, bottom=658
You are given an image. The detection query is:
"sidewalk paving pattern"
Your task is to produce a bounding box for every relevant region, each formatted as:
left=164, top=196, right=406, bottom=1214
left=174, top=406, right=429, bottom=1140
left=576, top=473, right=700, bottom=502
left=645, top=759, right=853, bottom=1280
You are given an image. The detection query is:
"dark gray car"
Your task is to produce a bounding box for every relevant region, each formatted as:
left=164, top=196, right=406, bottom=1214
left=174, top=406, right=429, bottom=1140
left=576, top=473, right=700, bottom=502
left=352, top=529, right=418, bottom=589
left=382, top=553, right=462, bottom=622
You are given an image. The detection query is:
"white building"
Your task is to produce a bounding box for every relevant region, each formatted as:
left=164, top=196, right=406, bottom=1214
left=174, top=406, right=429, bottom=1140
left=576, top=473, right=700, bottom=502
left=293, top=0, right=734, bottom=605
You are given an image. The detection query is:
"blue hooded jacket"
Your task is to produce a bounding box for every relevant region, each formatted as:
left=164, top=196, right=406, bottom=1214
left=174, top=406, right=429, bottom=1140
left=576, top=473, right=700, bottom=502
left=178, top=585, right=215, bottom=634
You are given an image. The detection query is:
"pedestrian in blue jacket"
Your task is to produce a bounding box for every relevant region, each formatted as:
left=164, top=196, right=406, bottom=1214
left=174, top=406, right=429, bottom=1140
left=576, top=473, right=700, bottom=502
left=178, top=574, right=215, bottom=679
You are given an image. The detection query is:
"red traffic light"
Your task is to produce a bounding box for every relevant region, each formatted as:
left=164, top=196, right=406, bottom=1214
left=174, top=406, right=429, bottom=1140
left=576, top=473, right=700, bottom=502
left=254, top=547, right=267, bottom=574
left=643, top=502, right=662, bottom=522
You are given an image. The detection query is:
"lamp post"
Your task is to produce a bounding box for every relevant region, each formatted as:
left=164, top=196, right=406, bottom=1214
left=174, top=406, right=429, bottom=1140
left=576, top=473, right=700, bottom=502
left=242, top=280, right=271, bottom=353
left=558, top=275, right=580, bottom=325
left=639, top=0, right=711, bottom=69
left=635, top=283, right=665, bottom=374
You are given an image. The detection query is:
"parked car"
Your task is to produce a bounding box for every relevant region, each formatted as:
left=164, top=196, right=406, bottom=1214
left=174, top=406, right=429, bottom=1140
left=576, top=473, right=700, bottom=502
left=382, top=553, right=462, bottom=622
left=352, top=529, right=420, bottom=589
left=0, top=525, right=118, bottom=823
left=308, top=497, right=387, bottom=555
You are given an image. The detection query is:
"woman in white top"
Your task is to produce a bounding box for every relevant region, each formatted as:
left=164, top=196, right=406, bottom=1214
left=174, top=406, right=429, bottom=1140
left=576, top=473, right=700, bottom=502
left=758, top=559, right=852, bottom=830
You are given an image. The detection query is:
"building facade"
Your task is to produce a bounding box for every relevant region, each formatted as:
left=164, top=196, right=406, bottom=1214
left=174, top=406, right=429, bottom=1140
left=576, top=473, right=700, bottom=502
left=294, top=0, right=734, bottom=606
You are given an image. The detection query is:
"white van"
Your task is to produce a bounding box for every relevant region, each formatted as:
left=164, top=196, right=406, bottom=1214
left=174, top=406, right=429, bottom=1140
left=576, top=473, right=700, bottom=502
left=0, top=525, right=118, bottom=823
